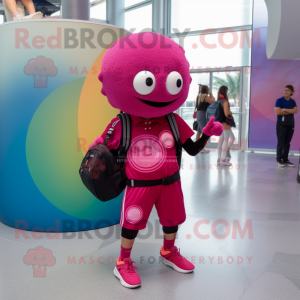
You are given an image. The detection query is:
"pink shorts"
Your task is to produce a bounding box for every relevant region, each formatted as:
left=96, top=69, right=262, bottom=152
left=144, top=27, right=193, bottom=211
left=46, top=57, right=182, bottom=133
left=119, top=180, right=186, bottom=230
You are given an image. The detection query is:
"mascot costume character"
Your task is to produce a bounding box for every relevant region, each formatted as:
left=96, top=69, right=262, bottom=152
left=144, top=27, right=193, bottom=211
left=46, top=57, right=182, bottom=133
left=89, top=32, right=223, bottom=288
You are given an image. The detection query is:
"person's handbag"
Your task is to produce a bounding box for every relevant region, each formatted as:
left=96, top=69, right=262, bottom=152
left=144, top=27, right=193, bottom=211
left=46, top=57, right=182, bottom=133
left=226, top=115, right=236, bottom=127
left=193, top=120, right=198, bottom=131
left=280, top=100, right=295, bottom=127
left=193, top=110, right=197, bottom=119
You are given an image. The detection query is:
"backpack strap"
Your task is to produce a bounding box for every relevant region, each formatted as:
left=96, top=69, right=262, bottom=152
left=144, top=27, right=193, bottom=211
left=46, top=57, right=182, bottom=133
left=117, top=112, right=132, bottom=158
left=103, top=119, right=120, bottom=145
left=166, top=113, right=180, bottom=144
left=166, top=113, right=182, bottom=169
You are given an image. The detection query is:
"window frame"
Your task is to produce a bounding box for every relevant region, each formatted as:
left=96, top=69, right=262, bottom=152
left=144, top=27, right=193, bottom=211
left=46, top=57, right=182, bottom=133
left=90, top=0, right=106, bottom=23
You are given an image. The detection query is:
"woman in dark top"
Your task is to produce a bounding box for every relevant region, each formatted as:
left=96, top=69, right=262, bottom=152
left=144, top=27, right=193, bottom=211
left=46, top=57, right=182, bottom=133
left=195, top=85, right=215, bottom=153
left=274, top=85, right=298, bottom=167
left=216, top=86, right=235, bottom=166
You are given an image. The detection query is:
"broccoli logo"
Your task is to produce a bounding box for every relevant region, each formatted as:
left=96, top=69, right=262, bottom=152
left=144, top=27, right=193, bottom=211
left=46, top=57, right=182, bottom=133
left=24, top=56, right=58, bottom=88
left=23, top=246, right=56, bottom=277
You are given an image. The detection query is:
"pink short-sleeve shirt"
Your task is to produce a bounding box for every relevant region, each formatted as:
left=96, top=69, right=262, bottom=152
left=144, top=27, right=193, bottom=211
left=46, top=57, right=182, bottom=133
left=96, top=113, right=194, bottom=181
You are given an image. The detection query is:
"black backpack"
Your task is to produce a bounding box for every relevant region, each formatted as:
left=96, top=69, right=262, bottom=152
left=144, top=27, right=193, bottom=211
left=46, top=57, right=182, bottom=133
left=206, top=101, right=224, bottom=123
left=79, top=113, right=182, bottom=202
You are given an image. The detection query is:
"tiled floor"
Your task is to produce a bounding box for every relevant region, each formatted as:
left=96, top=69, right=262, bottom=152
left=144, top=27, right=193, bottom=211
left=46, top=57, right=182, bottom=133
left=1, top=151, right=300, bottom=300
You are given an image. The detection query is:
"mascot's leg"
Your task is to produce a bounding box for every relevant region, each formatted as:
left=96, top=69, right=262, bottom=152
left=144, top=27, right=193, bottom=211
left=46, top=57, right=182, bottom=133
left=157, top=181, right=195, bottom=273
left=162, top=225, right=178, bottom=251
left=114, top=186, right=158, bottom=288
left=120, top=227, right=138, bottom=261
left=114, top=226, right=141, bottom=289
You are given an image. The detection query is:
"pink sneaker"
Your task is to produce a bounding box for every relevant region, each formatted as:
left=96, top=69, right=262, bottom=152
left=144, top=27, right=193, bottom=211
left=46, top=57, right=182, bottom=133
left=219, top=158, right=232, bottom=166
left=160, top=246, right=195, bottom=273
left=114, top=257, right=141, bottom=288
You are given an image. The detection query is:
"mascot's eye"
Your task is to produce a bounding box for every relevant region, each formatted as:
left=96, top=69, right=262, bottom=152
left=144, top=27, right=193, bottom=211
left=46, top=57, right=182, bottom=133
left=133, top=71, right=156, bottom=95
left=166, top=71, right=183, bottom=95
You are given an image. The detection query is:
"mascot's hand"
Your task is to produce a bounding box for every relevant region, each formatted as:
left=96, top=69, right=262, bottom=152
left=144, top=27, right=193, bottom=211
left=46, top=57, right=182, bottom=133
left=88, top=136, right=104, bottom=150
left=202, top=116, right=223, bottom=137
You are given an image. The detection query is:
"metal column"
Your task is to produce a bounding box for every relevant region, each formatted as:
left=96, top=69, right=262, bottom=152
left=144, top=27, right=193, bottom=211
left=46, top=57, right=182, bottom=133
left=106, top=0, right=125, bottom=28
left=62, top=0, right=90, bottom=20
left=152, top=0, right=164, bottom=34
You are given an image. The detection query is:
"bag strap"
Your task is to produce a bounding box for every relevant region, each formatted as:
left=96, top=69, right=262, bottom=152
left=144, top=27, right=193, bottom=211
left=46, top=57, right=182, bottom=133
left=166, top=113, right=182, bottom=169
left=117, top=112, right=132, bottom=155
left=166, top=113, right=180, bottom=144
left=103, top=119, right=120, bottom=145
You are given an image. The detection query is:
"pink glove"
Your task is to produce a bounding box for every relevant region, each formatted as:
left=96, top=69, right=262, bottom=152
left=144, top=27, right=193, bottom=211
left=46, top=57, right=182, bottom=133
left=88, top=136, right=104, bottom=150
left=202, top=116, right=223, bottom=136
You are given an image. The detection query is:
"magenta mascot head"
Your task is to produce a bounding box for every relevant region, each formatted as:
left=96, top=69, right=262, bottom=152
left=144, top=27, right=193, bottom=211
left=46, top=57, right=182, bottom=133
left=98, top=32, right=192, bottom=118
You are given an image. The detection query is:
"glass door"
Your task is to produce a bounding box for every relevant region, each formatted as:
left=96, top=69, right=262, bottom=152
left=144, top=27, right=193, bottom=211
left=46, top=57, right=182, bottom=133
left=176, top=73, right=210, bottom=132
left=206, top=71, right=241, bottom=148
left=177, top=68, right=250, bottom=151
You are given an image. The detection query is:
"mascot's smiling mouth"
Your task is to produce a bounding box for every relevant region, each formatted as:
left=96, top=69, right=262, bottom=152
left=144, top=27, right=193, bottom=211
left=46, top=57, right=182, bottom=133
left=137, top=98, right=176, bottom=107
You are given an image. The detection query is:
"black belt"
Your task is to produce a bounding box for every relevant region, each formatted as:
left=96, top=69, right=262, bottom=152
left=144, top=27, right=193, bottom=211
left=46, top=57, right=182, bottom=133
left=126, top=171, right=180, bottom=187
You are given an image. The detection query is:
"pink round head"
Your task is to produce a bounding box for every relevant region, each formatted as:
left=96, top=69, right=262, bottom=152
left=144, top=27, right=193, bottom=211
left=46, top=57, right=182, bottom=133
left=98, top=32, right=192, bottom=118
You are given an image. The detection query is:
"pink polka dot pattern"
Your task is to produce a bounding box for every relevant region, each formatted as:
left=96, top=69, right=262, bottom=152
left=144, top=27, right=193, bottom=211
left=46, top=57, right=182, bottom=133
left=159, top=131, right=175, bottom=149
left=125, top=206, right=143, bottom=224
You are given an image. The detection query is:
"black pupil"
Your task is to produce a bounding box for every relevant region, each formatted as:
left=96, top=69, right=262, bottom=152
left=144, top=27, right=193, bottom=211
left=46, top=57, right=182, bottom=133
left=177, top=79, right=182, bottom=88
left=146, top=78, right=153, bottom=86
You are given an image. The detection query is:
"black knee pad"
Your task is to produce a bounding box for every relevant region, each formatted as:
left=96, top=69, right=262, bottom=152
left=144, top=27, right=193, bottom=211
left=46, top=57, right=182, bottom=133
left=121, top=227, right=139, bottom=240
left=162, top=225, right=178, bottom=234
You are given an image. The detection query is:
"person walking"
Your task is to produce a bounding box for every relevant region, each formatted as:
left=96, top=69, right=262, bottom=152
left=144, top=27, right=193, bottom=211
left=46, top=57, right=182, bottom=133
left=275, top=85, right=298, bottom=167
left=3, top=0, right=42, bottom=21
left=195, top=85, right=215, bottom=153
left=217, top=86, right=235, bottom=166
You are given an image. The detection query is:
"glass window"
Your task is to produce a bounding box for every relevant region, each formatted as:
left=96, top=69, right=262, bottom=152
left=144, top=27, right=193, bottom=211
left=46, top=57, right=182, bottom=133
left=211, top=72, right=240, bottom=144
left=125, top=0, right=148, bottom=8
left=173, top=30, right=252, bottom=69
left=91, top=2, right=106, bottom=20
left=212, top=72, right=240, bottom=107
left=125, top=4, right=152, bottom=33
left=171, top=0, right=253, bottom=32
left=177, top=73, right=210, bottom=129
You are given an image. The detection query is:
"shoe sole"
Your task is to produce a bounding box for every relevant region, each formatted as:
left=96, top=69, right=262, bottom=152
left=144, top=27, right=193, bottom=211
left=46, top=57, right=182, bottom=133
left=219, top=162, right=232, bottom=166
left=277, top=164, right=285, bottom=167
left=23, top=12, right=43, bottom=20
left=160, top=256, right=194, bottom=273
left=113, top=267, right=141, bottom=289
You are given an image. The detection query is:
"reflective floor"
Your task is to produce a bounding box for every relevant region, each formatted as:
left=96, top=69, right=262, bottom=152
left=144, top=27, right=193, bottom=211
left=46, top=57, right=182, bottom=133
left=1, top=151, right=300, bottom=300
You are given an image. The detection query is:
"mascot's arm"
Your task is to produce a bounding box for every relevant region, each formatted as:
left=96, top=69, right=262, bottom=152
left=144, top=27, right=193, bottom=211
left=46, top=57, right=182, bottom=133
left=183, top=116, right=223, bottom=156
left=183, top=134, right=210, bottom=156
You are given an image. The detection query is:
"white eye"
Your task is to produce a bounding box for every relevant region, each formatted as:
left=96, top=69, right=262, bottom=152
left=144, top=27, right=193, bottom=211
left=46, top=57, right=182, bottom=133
left=133, top=71, right=156, bottom=95
left=166, top=71, right=183, bottom=95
